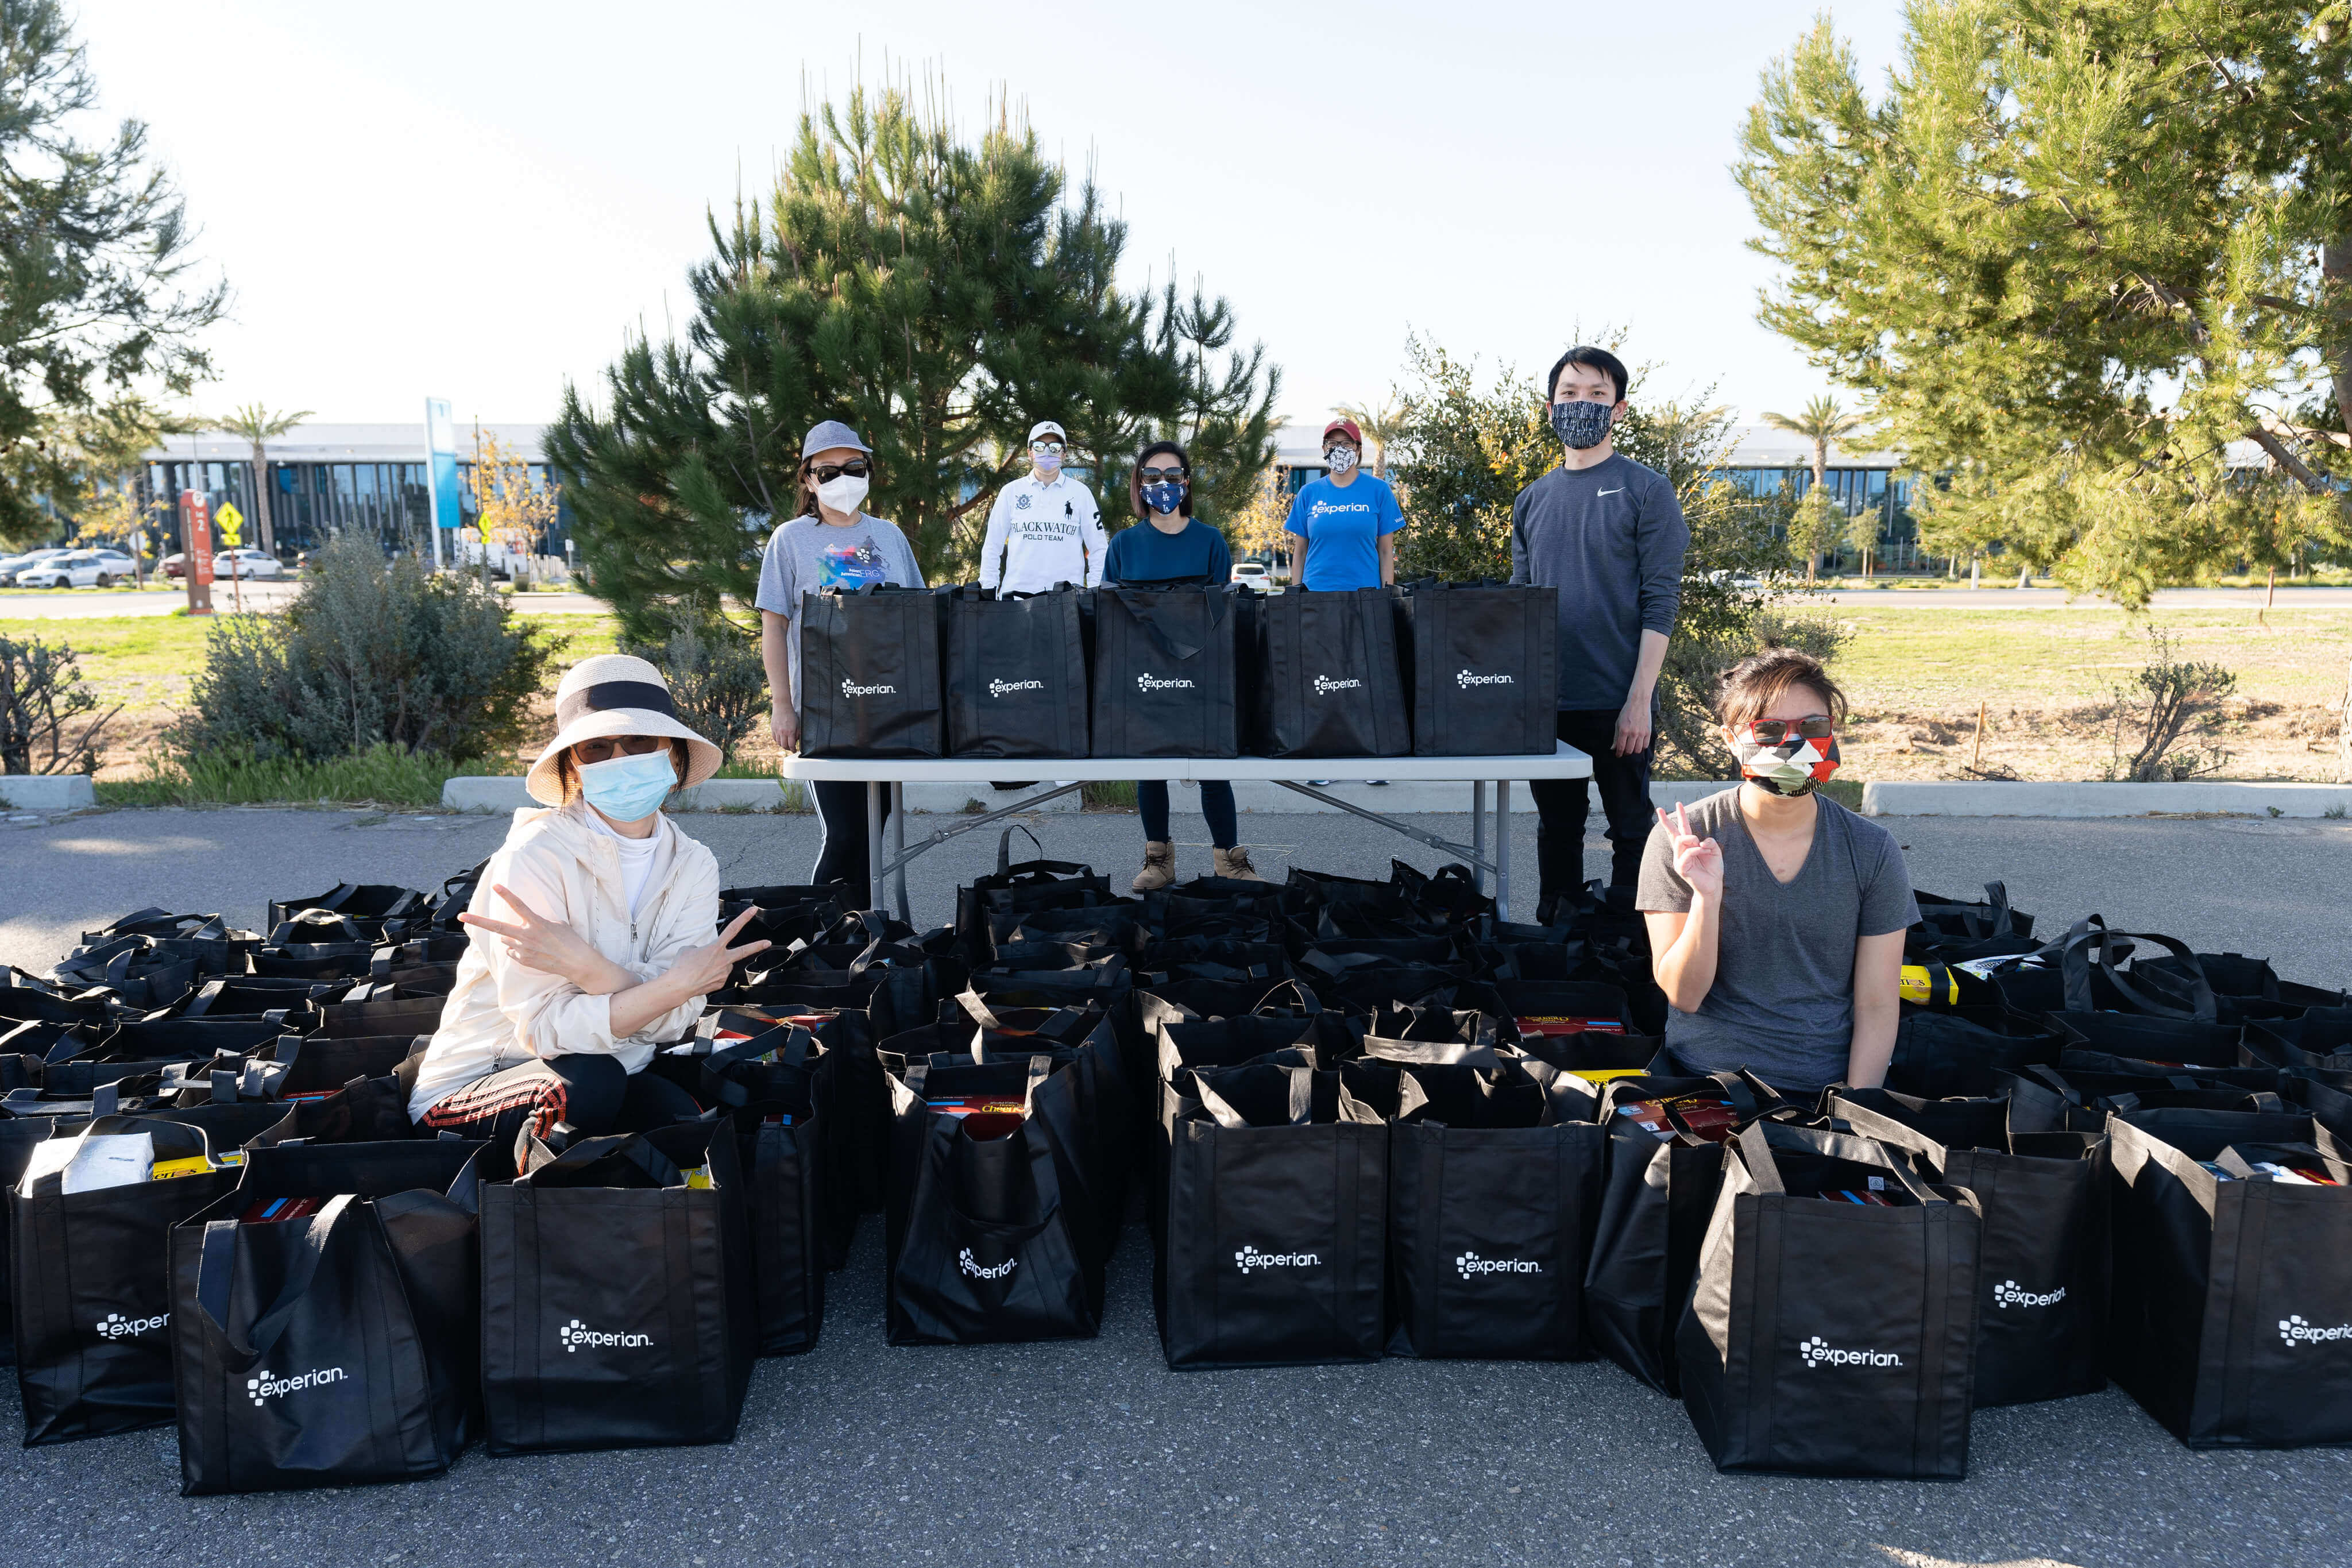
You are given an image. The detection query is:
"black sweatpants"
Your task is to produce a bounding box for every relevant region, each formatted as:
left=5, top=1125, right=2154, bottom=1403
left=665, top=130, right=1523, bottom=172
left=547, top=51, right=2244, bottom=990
left=418, top=1053, right=701, bottom=1152
left=1527, top=706, right=1655, bottom=896
left=812, top=778, right=893, bottom=910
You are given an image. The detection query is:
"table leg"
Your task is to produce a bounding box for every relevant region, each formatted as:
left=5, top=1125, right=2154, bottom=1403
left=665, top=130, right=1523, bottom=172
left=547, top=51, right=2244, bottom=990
left=890, top=780, right=909, bottom=925
left=866, top=781, right=883, bottom=914
left=1496, top=779, right=1511, bottom=918
left=1471, top=781, right=1487, bottom=897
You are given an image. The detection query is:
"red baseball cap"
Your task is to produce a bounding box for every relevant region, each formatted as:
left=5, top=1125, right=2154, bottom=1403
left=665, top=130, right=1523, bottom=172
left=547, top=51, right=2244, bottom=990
left=1321, top=418, right=1363, bottom=445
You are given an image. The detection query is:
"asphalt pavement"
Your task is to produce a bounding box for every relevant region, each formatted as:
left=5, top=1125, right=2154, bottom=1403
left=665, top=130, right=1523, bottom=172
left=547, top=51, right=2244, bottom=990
left=2, top=805, right=2350, bottom=1567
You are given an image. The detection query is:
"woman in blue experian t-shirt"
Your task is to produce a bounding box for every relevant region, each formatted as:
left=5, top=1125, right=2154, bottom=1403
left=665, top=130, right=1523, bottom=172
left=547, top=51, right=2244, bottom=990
left=1102, top=440, right=1262, bottom=891
left=1283, top=417, right=1403, bottom=589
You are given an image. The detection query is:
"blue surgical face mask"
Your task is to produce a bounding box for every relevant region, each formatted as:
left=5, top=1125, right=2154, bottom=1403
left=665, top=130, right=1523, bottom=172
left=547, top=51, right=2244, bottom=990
left=1141, top=479, right=1186, bottom=516
left=578, top=748, right=676, bottom=823
left=1551, top=399, right=1615, bottom=450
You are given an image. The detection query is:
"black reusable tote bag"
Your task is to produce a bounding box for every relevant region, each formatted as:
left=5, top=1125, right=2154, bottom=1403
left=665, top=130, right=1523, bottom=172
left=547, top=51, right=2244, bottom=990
left=1160, top=1064, right=1387, bottom=1369
left=943, top=586, right=1090, bottom=758
left=883, top=1061, right=1098, bottom=1345
left=2106, top=1107, right=2352, bottom=1447
left=1396, top=581, right=1558, bottom=756
left=479, top=1119, right=756, bottom=1454
left=13, top=1114, right=245, bottom=1445
left=1385, top=1060, right=1607, bottom=1360
left=1249, top=587, right=1411, bottom=759
left=797, top=583, right=945, bottom=759
left=1089, top=586, right=1241, bottom=758
left=1828, top=1095, right=2108, bottom=1407
left=698, top=1026, right=828, bottom=1357
left=171, top=1139, right=484, bottom=1494
left=1678, top=1122, right=1984, bottom=1479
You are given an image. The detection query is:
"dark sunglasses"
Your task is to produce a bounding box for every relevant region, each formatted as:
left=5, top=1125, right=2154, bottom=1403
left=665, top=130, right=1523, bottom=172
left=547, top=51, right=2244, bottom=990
left=573, top=735, right=666, bottom=764
left=809, top=460, right=871, bottom=483
left=1029, top=440, right=1067, bottom=455
left=1744, top=717, right=1836, bottom=744
left=1137, top=466, right=1187, bottom=482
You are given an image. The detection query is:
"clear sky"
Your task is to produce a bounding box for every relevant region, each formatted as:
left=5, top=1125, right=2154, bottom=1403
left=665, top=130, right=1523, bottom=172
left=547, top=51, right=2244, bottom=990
left=79, top=0, right=1907, bottom=432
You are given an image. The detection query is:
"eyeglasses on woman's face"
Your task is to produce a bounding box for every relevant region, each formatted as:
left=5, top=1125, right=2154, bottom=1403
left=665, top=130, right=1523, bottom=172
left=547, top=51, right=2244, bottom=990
left=809, top=459, right=871, bottom=484
left=1137, top=465, right=1187, bottom=483
left=573, top=735, right=665, bottom=765
left=1742, top=716, right=1835, bottom=744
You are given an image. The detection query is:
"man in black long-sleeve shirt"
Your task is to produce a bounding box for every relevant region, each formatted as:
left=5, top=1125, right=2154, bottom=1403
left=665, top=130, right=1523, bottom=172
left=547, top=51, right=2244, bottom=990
left=1508, top=345, right=1689, bottom=913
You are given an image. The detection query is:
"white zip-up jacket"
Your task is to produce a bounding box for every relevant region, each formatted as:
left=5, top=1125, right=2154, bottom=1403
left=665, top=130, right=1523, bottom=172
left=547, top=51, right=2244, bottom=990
left=407, top=801, right=720, bottom=1121
left=978, top=472, right=1107, bottom=592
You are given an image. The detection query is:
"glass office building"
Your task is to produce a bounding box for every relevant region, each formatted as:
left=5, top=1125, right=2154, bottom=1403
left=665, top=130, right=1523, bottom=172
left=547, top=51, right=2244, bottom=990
left=140, top=423, right=569, bottom=557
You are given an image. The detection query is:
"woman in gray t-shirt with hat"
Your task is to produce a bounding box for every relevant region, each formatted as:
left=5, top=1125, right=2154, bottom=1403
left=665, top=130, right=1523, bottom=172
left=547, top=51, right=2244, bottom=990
left=756, top=419, right=925, bottom=906
left=1635, top=648, right=1917, bottom=1095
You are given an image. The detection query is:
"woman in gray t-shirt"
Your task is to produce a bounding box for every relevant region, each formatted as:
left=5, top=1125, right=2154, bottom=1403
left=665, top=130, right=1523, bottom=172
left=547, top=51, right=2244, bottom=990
left=1634, top=649, right=1916, bottom=1094
left=754, top=420, right=925, bottom=905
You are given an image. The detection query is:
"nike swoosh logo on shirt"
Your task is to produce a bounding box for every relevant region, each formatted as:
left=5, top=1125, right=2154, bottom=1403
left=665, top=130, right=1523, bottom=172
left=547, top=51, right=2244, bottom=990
left=1596, top=488, right=1624, bottom=496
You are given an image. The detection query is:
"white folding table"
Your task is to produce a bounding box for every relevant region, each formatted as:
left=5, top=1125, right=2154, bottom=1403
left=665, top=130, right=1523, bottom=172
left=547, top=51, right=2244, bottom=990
left=773, top=743, right=1594, bottom=924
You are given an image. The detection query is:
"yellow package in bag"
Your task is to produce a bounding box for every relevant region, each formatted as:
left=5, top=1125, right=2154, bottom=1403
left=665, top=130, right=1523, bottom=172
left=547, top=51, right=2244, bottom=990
left=1899, top=963, right=1960, bottom=1006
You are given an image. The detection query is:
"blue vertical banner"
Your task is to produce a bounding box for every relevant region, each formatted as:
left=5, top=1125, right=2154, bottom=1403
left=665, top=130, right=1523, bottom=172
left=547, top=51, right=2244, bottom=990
left=424, top=396, right=461, bottom=570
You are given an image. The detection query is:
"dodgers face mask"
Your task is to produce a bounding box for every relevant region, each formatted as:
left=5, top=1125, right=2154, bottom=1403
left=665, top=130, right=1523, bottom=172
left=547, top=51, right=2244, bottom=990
left=1550, top=398, right=1615, bottom=450
left=578, top=748, right=677, bottom=822
left=1733, top=717, right=1840, bottom=797
left=1141, top=478, right=1187, bottom=516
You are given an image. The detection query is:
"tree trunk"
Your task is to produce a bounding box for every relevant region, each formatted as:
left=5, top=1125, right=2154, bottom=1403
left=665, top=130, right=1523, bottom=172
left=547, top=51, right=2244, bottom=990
left=250, top=446, right=276, bottom=558
left=2341, top=652, right=2352, bottom=784
left=2324, top=239, right=2352, bottom=452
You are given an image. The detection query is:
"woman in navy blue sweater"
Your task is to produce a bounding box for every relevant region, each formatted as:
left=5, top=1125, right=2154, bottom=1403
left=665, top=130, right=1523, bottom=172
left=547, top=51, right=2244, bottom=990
left=1104, top=441, right=1260, bottom=889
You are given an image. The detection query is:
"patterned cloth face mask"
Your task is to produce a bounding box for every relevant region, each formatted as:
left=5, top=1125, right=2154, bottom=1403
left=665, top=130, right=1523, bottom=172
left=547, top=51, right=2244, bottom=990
left=1323, top=445, right=1359, bottom=473
left=1141, top=478, right=1187, bottom=516
left=1550, top=399, right=1615, bottom=450
left=1733, top=717, right=1841, bottom=797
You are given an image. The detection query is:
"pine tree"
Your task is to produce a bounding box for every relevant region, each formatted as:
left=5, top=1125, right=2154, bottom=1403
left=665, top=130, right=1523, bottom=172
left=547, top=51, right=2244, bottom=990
left=1737, top=3, right=2352, bottom=605
left=0, top=2, right=227, bottom=549
left=546, top=84, right=1275, bottom=642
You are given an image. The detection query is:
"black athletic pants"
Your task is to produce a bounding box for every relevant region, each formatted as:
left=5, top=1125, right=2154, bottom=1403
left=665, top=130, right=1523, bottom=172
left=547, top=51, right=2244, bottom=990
left=812, top=778, right=892, bottom=909
left=1527, top=707, right=1655, bottom=895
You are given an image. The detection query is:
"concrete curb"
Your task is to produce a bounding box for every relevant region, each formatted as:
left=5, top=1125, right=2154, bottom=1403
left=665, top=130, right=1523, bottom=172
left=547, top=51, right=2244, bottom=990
left=1863, top=780, right=2352, bottom=818
left=0, top=774, right=94, bottom=810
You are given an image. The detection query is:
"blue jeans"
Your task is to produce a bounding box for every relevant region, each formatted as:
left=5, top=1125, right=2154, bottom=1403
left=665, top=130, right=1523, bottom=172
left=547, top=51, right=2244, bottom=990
left=1137, top=780, right=1238, bottom=848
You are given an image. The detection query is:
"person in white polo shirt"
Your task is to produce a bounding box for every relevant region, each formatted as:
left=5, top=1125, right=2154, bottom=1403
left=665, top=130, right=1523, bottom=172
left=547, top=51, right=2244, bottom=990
left=978, top=420, right=1108, bottom=593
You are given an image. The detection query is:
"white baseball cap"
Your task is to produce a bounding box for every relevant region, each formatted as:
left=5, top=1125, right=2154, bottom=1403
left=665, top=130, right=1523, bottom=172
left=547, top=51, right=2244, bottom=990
left=1028, top=420, right=1068, bottom=445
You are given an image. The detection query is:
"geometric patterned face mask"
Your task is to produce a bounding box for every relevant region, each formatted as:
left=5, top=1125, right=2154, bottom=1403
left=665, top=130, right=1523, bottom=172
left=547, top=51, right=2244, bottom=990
left=1733, top=720, right=1841, bottom=797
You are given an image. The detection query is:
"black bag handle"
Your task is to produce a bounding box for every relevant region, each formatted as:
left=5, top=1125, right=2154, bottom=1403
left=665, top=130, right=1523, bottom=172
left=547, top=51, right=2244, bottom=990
left=994, top=825, right=1047, bottom=877
left=1195, top=1065, right=1316, bottom=1129
left=1737, top=1119, right=1945, bottom=1205
left=1111, top=588, right=1212, bottom=663
left=518, top=1129, right=685, bottom=1188
left=1250, top=978, right=1322, bottom=1017
left=195, top=1192, right=359, bottom=1374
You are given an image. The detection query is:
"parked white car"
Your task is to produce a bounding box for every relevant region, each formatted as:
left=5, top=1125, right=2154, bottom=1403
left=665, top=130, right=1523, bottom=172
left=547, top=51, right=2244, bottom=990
left=213, top=548, right=286, bottom=580
left=13, top=550, right=134, bottom=588
left=0, top=546, right=75, bottom=586
left=1230, top=561, right=1284, bottom=594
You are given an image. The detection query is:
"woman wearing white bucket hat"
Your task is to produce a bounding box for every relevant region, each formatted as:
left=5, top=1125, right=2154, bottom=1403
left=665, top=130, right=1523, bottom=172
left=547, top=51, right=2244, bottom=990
left=405, top=654, right=771, bottom=1148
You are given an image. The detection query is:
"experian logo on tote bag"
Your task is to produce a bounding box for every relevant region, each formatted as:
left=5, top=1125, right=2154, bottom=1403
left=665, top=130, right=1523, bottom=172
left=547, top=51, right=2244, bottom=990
left=559, top=1317, right=653, bottom=1353
left=2280, top=1314, right=2352, bottom=1346
left=1798, top=1335, right=1903, bottom=1368
left=841, top=678, right=896, bottom=697
left=1234, top=1244, right=1319, bottom=1273
left=1137, top=671, right=1195, bottom=692
left=988, top=678, right=1045, bottom=698
left=246, top=1366, right=347, bottom=1407
left=1992, top=1280, right=2066, bottom=1310
left=1311, top=675, right=1362, bottom=694
left=1455, top=1251, right=1542, bottom=1280
left=959, top=1248, right=1017, bottom=1280
left=96, top=1311, right=168, bottom=1339
left=1455, top=670, right=1513, bottom=689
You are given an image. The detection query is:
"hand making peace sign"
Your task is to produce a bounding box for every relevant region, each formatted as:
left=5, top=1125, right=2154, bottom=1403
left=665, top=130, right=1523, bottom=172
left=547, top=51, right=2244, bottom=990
left=1655, top=802, right=1724, bottom=899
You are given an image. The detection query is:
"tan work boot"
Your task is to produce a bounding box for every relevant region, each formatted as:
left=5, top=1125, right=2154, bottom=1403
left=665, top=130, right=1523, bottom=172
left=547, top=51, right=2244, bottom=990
left=1132, top=840, right=1176, bottom=893
left=1212, top=845, right=1265, bottom=882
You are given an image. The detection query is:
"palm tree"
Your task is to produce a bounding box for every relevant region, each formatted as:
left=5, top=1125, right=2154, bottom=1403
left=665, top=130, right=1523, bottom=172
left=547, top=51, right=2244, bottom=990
left=1761, top=395, right=1870, bottom=580
left=214, top=403, right=312, bottom=557
left=1331, top=399, right=1407, bottom=477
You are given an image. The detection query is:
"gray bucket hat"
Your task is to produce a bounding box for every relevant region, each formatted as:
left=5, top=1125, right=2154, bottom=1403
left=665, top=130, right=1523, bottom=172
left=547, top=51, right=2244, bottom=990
left=801, top=420, right=872, bottom=459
